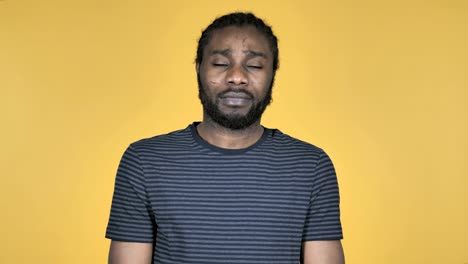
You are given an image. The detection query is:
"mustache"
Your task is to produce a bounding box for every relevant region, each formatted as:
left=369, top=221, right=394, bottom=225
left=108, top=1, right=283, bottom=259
left=218, top=88, right=254, bottom=99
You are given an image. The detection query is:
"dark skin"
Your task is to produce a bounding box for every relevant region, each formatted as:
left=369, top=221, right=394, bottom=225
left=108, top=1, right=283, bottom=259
left=196, top=25, right=273, bottom=149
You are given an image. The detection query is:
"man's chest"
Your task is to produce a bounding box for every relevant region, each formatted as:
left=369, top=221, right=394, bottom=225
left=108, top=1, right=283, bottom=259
left=143, top=158, right=314, bottom=244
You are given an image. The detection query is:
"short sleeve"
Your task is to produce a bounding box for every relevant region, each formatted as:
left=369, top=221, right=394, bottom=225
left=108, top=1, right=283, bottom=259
left=105, top=145, right=155, bottom=242
left=302, top=150, right=343, bottom=241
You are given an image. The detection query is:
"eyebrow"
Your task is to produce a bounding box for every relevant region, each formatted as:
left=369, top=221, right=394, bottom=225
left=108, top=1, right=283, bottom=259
left=210, top=49, right=268, bottom=58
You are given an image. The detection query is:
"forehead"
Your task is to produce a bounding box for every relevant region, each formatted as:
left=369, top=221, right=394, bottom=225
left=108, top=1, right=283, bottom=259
left=205, top=26, right=272, bottom=56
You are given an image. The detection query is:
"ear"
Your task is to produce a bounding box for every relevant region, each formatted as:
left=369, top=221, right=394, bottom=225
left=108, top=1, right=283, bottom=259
left=196, top=63, right=200, bottom=74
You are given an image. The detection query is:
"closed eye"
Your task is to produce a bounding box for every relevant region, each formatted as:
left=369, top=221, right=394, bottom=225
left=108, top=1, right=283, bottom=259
left=247, top=65, right=263, bottom=69
left=213, top=63, right=229, bottom=67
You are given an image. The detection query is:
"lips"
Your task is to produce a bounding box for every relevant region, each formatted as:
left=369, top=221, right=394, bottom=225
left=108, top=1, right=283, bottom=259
left=219, top=91, right=252, bottom=100
left=218, top=91, right=253, bottom=107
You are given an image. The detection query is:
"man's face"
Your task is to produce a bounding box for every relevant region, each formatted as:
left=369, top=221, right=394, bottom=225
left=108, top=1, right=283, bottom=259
left=197, top=26, right=275, bottom=130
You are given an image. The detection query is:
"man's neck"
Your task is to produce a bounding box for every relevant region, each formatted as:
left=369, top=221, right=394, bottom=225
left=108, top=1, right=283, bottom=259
left=196, top=118, right=264, bottom=150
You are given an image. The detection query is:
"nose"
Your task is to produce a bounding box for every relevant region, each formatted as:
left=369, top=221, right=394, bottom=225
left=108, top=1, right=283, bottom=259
left=226, top=65, right=248, bottom=86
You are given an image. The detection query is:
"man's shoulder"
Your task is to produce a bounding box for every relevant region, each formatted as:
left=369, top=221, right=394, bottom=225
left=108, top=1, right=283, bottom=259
left=128, top=125, right=193, bottom=152
left=270, top=128, right=324, bottom=155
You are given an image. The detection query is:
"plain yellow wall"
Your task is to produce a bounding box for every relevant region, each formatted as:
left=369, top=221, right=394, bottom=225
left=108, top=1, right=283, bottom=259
left=1, top=0, right=467, bottom=263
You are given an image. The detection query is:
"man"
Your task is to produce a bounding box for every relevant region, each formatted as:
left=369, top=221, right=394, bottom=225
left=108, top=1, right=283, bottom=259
left=106, top=12, right=344, bottom=264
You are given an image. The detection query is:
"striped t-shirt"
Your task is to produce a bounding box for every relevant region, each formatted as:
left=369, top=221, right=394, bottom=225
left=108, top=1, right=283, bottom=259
left=106, top=122, right=343, bottom=263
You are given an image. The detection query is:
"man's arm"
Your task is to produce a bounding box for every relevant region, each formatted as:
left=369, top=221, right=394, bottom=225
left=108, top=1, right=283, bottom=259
left=302, top=240, right=345, bottom=264
left=108, top=241, right=153, bottom=264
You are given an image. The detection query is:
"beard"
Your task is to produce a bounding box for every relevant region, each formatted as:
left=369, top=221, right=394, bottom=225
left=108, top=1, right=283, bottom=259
left=197, top=73, right=274, bottom=130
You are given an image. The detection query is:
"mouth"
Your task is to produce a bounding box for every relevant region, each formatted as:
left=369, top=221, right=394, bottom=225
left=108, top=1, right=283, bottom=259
left=218, top=91, right=253, bottom=107
left=219, top=91, right=252, bottom=100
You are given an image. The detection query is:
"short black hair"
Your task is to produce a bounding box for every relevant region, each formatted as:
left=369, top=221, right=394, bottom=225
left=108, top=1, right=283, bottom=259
left=196, top=12, right=279, bottom=72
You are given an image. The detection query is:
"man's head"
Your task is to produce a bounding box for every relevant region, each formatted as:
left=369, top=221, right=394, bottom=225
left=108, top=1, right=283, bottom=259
left=196, top=12, right=279, bottom=130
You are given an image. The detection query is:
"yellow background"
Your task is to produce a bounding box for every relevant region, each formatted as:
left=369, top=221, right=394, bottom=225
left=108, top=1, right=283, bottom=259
left=1, top=0, right=467, bottom=263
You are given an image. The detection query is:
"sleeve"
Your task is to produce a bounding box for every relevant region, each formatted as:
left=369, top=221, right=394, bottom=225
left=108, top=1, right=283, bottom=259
left=302, top=149, right=343, bottom=241
left=105, top=144, right=155, bottom=243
